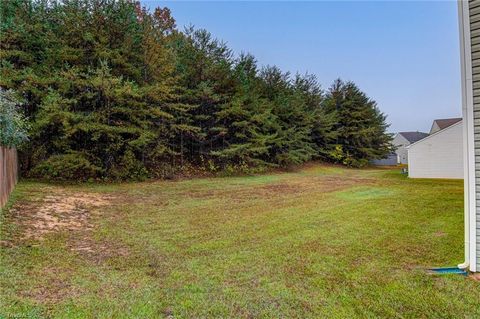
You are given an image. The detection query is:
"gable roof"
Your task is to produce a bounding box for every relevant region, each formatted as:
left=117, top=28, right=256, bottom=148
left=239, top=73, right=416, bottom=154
left=397, top=131, right=429, bottom=144
left=433, top=118, right=462, bottom=131
left=407, top=120, right=463, bottom=149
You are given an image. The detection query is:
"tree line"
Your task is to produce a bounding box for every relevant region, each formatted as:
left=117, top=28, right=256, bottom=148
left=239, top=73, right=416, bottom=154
left=0, top=0, right=393, bottom=180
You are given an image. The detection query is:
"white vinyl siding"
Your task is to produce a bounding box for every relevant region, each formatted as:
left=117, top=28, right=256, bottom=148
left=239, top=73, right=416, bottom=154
left=470, top=0, right=480, bottom=270
left=407, top=122, right=463, bottom=179
left=430, top=122, right=441, bottom=134
left=393, top=134, right=410, bottom=164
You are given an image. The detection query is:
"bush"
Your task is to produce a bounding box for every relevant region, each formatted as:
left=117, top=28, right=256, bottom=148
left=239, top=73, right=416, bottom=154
left=219, top=161, right=268, bottom=177
left=343, top=157, right=369, bottom=168
left=0, top=89, right=28, bottom=147
left=30, top=153, right=102, bottom=181
left=108, top=150, right=148, bottom=181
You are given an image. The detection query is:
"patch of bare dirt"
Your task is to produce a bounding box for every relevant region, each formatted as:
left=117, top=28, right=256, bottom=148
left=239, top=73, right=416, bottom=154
left=469, top=273, right=480, bottom=281
left=3, top=188, right=136, bottom=266
left=10, top=189, right=131, bottom=263
left=10, top=190, right=113, bottom=241
left=6, top=190, right=133, bottom=304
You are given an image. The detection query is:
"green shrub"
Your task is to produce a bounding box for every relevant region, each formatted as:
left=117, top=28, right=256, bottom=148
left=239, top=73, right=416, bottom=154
left=108, top=150, right=148, bottom=181
left=219, top=161, right=268, bottom=177
left=30, top=153, right=102, bottom=181
left=343, top=157, right=369, bottom=168
left=325, top=145, right=369, bottom=168
left=0, top=89, right=29, bottom=147
left=327, top=145, right=345, bottom=163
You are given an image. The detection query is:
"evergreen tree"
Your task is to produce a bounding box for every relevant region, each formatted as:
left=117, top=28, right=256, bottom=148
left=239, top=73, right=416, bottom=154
left=0, top=0, right=394, bottom=180
left=172, top=27, right=235, bottom=163
left=213, top=54, right=277, bottom=167
left=292, top=73, right=337, bottom=161
left=323, top=79, right=393, bottom=167
left=259, top=66, right=318, bottom=166
left=0, top=89, right=29, bottom=147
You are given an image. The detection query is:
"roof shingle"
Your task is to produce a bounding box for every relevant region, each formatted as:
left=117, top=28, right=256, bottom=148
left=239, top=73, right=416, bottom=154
left=398, top=131, right=429, bottom=143
left=433, top=118, right=462, bottom=130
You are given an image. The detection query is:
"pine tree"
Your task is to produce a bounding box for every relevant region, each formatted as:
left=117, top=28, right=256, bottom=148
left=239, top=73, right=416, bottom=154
left=0, top=89, right=29, bottom=147
left=213, top=54, right=277, bottom=167
left=259, top=66, right=318, bottom=166
left=292, top=73, right=337, bottom=160
left=173, top=28, right=235, bottom=164
left=0, top=0, right=394, bottom=179
left=323, top=79, right=393, bottom=167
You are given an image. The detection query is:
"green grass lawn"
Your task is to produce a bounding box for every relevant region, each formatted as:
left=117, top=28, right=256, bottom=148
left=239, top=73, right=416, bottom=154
left=1, top=164, right=479, bottom=318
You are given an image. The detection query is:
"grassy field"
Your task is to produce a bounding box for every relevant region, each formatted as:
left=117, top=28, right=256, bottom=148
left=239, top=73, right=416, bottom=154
left=1, top=164, right=479, bottom=318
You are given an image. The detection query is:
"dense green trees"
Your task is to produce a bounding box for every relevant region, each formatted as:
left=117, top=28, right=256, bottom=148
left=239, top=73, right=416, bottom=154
left=323, top=79, right=393, bottom=167
left=0, top=0, right=393, bottom=180
left=0, top=89, right=29, bottom=147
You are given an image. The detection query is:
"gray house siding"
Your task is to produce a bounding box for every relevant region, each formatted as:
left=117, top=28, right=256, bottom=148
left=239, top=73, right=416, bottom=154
left=371, top=153, right=397, bottom=166
left=371, top=133, right=410, bottom=166
left=430, top=122, right=441, bottom=135
left=469, top=0, right=480, bottom=270
left=392, top=132, right=429, bottom=165
left=393, top=134, right=410, bottom=164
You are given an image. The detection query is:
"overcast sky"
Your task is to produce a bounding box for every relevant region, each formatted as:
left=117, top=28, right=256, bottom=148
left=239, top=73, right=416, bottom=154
left=147, top=1, right=461, bottom=133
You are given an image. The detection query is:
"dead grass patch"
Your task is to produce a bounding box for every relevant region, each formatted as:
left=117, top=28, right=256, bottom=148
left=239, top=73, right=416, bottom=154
left=69, top=237, right=130, bottom=266
left=10, top=189, right=131, bottom=263
left=181, top=175, right=377, bottom=204
left=9, top=190, right=113, bottom=241
left=22, top=267, right=82, bottom=304
left=6, top=189, right=132, bottom=304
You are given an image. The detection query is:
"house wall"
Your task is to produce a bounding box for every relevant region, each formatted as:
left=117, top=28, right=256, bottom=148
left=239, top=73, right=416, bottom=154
left=371, top=153, right=397, bottom=166
left=393, top=134, right=410, bottom=164
left=407, top=122, right=463, bottom=179
left=430, top=122, right=441, bottom=134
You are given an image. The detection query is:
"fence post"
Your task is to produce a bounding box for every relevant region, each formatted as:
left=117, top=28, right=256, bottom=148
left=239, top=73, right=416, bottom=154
left=0, top=146, right=18, bottom=209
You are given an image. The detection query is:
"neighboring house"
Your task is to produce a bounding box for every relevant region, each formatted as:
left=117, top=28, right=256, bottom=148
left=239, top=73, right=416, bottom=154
left=371, top=131, right=428, bottom=166
left=393, top=131, right=429, bottom=164
left=371, top=153, right=397, bottom=166
left=407, top=119, right=463, bottom=179
left=429, top=117, right=462, bottom=134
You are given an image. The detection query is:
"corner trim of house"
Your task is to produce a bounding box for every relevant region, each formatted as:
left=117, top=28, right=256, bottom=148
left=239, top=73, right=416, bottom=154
left=459, top=0, right=476, bottom=272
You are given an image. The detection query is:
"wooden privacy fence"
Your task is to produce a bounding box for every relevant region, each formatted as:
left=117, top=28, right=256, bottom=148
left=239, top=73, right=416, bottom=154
left=0, top=146, right=18, bottom=208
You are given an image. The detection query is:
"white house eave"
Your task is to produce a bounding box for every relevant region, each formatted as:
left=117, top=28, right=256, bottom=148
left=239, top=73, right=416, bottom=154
left=405, top=121, right=463, bottom=150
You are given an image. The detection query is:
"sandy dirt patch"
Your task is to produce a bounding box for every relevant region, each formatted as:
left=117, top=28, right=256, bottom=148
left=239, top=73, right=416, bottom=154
left=8, top=190, right=113, bottom=241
